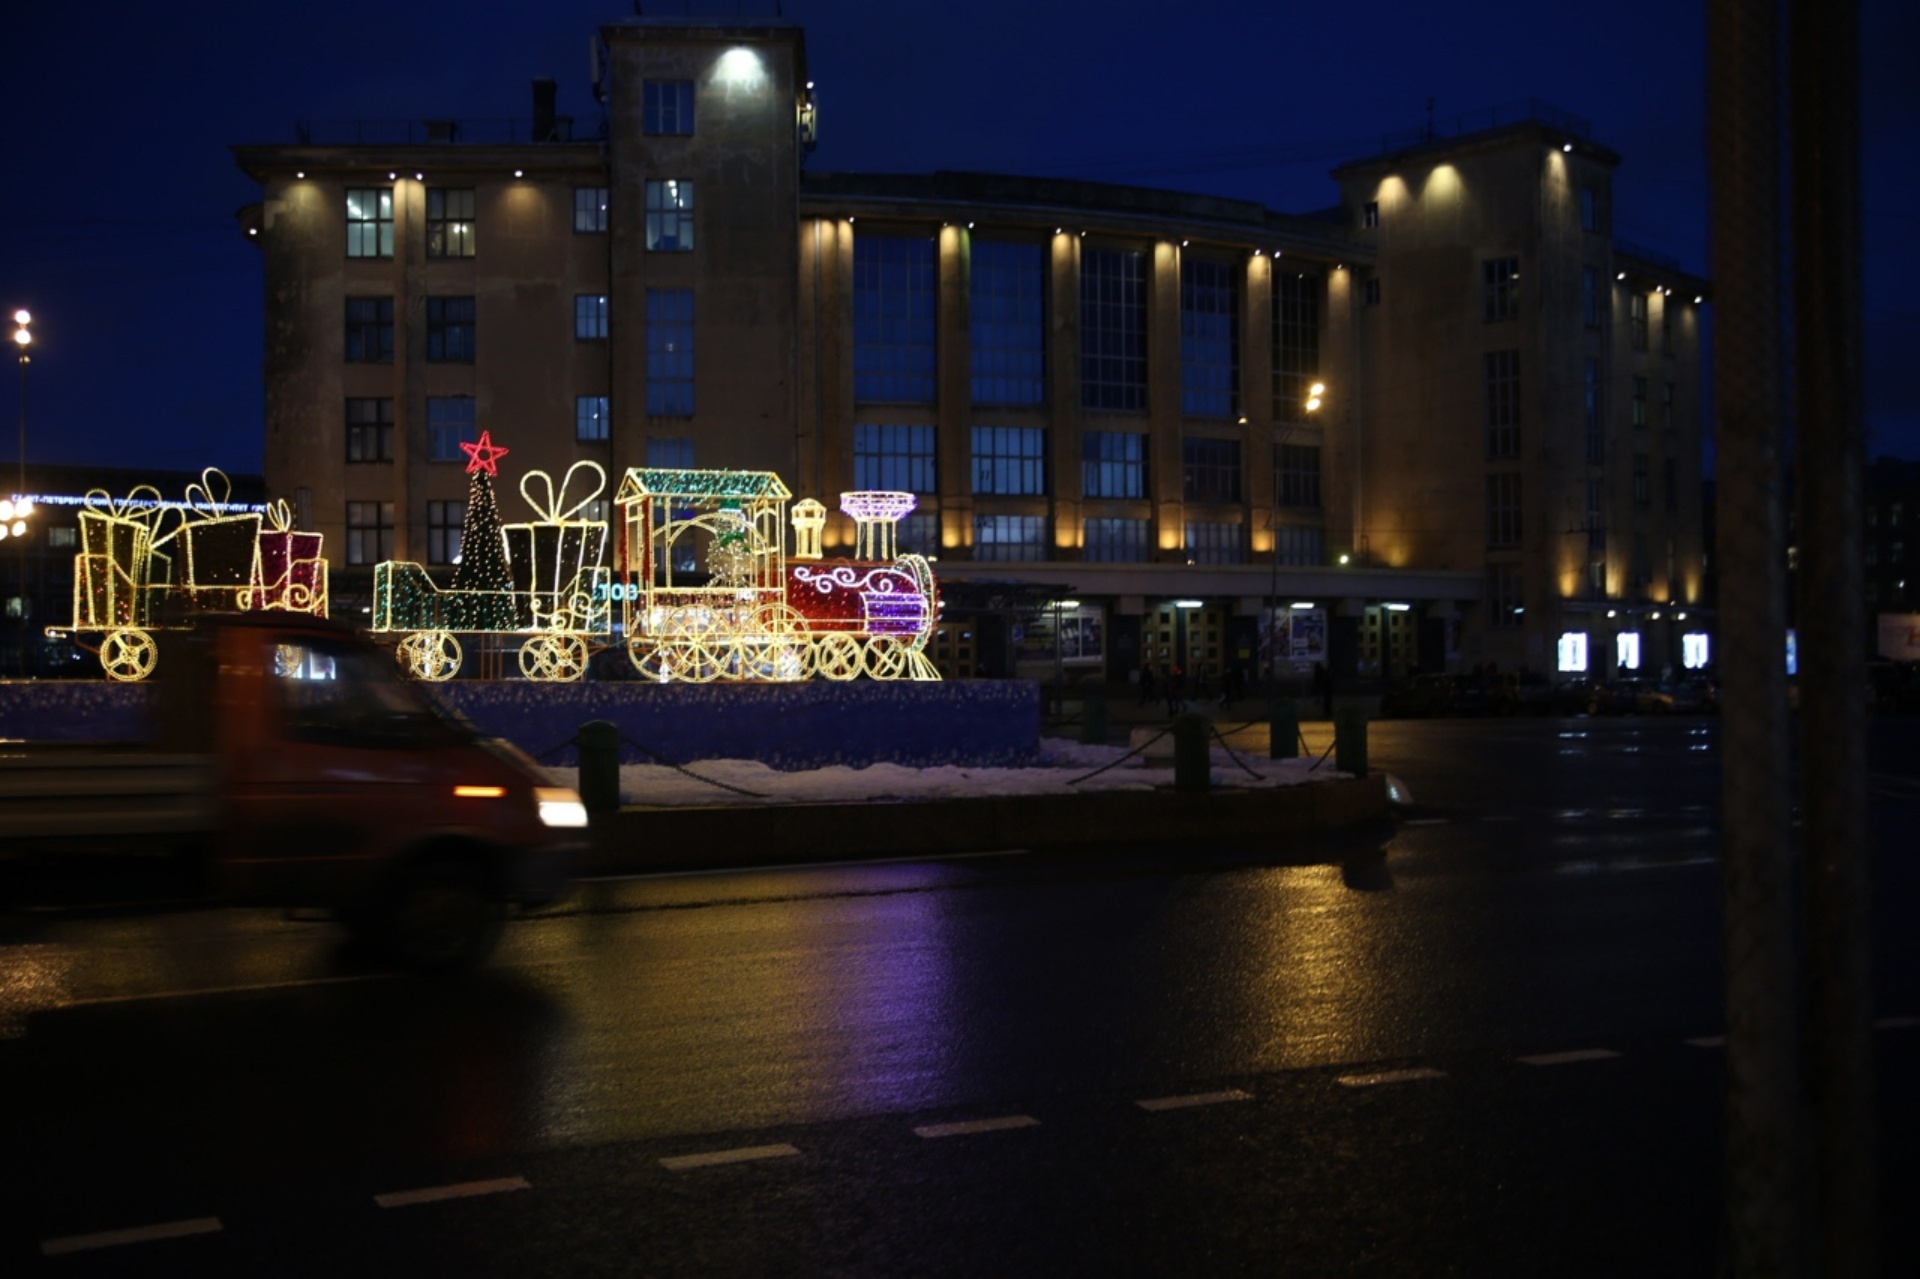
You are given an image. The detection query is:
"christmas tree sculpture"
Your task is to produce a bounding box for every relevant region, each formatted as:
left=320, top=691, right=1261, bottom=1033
left=450, top=430, right=519, bottom=629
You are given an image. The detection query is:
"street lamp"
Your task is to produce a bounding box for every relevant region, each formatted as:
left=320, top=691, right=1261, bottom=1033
left=8, top=309, right=29, bottom=538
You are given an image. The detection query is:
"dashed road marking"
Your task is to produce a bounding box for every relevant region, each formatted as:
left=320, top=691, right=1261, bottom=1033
left=1519, top=1048, right=1621, bottom=1067
left=659, top=1143, right=800, bottom=1172
left=1136, top=1089, right=1252, bottom=1112
left=914, top=1115, right=1040, bottom=1139
left=374, top=1176, right=531, bottom=1208
left=1337, top=1067, right=1446, bottom=1087
left=41, top=1217, right=223, bottom=1256
left=1685, top=1035, right=1726, bottom=1048
left=1876, top=1015, right=1918, bottom=1030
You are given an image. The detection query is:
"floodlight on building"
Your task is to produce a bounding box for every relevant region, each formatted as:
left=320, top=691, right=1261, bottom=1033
left=1617, top=271, right=1627, bottom=280
left=1695, top=295, right=1704, bottom=304
left=1181, top=239, right=1188, bottom=247
left=1291, top=602, right=1315, bottom=610
left=1174, top=599, right=1204, bottom=610
left=514, top=169, right=524, bottom=177
left=1562, top=142, right=1573, bottom=152
left=414, top=172, right=423, bottom=181
left=295, top=171, right=305, bottom=179
left=1607, top=609, right=1617, bottom=618
left=1338, top=553, right=1351, bottom=565
left=388, top=172, right=397, bottom=180
left=967, top=221, right=974, bottom=229
left=1384, top=602, right=1411, bottom=612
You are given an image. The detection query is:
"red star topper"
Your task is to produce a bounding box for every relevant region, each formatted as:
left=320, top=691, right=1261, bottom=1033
left=460, top=430, right=510, bottom=476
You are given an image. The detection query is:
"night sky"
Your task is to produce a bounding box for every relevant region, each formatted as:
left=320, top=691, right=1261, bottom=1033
left=2, top=0, right=1914, bottom=482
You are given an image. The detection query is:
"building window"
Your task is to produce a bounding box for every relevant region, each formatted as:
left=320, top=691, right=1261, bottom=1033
left=1482, top=257, right=1520, bottom=322
left=1661, top=302, right=1674, bottom=356
left=346, top=187, right=393, bottom=258
left=1662, top=381, right=1675, bottom=432
left=854, top=236, right=937, bottom=403
left=1485, top=350, right=1521, bottom=458
left=973, top=514, right=1047, bottom=562
left=854, top=424, right=937, bottom=493
left=575, top=294, right=608, bottom=340
left=576, top=395, right=609, bottom=442
left=346, top=397, right=393, bottom=462
left=644, top=80, right=694, bottom=135
left=1362, top=201, right=1379, bottom=228
left=427, top=397, right=477, bottom=462
left=1082, top=247, right=1148, bottom=413
left=972, top=426, right=1046, bottom=496
left=426, top=296, right=476, bottom=363
left=1274, top=525, right=1324, bottom=567
left=1632, top=535, right=1652, bottom=589
left=1276, top=443, right=1321, bottom=508
left=345, top=501, right=393, bottom=566
left=646, top=437, right=695, bottom=469
left=1633, top=453, right=1651, bottom=507
left=1182, top=438, right=1241, bottom=504
left=1487, top=472, right=1522, bottom=548
left=426, top=188, right=475, bottom=258
left=1582, top=266, right=1601, bottom=328
left=970, top=240, right=1045, bottom=406
left=344, top=297, right=394, bottom=363
left=1363, top=277, right=1381, bottom=307
left=1084, top=517, right=1150, bottom=563
left=644, top=179, right=693, bottom=251
left=897, top=512, right=941, bottom=557
left=1184, top=521, right=1245, bottom=565
left=1579, top=185, right=1600, bottom=233
left=427, top=500, right=466, bottom=566
left=574, top=187, right=609, bottom=233
left=646, top=289, right=695, bottom=416
left=1082, top=431, right=1146, bottom=499
left=1630, top=293, right=1648, bottom=351
left=1584, top=358, right=1604, bottom=465
left=1181, top=258, right=1239, bottom=419
left=1273, top=273, right=1322, bottom=421
left=1586, top=477, right=1607, bottom=571
left=1632, top=376, right=1648, bottom=428
left=1488, top=562, right=1523, bottom=627
left=1664, top=457, right=1678, bottom=514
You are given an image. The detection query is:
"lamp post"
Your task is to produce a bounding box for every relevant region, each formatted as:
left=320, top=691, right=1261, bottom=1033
left=6, top=310, right=32, bottom=675
left=1268, top=381, right=1326, bottom=689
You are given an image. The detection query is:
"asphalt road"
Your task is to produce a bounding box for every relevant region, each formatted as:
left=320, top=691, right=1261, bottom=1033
left=3, top=715, right=1915, bottom=1275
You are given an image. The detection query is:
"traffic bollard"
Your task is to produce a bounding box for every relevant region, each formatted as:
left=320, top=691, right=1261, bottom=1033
left=1172, top=713, right=1211, bottom=792
left=1080, top=692, right=1109, bottom=745
left=576, top=719, right=621, bottom=816
left=1268, top=698, right=1299, bottom=759
left=1334, top=703, right=1369, bottom=777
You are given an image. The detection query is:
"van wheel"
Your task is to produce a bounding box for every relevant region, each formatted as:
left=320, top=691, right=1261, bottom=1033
left=382, top=859, right=501, bottom=972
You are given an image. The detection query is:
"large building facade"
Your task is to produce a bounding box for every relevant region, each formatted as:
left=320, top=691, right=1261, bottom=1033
left=233, top=16, right=1710, bottom=687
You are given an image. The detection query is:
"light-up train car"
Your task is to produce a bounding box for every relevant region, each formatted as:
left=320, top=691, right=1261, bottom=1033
left=611, top=469, right=939, bottom=682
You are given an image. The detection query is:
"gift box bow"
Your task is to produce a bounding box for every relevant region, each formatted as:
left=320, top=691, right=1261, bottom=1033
left=82, top=485, right=165, bottom=524
left=519, top=461, right=606, bottom=525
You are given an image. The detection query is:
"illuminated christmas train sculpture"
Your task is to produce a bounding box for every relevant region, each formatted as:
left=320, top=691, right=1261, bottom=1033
left=47, top=469, right=329, bottom=681
left=370, top=445, right=939, bottom=683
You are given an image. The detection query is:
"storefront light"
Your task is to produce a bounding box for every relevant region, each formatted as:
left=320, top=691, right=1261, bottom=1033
left=1683, top=633, right=1711, bottom=669
left=1617, top=631, right=1642, bottom=670
left=1557, top=632, right=1589, bottom=673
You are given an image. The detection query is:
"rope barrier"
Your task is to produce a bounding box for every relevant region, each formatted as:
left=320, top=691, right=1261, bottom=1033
left=1066, top=726, right=1173, bottom=784
left=616, top=731, right=770, bottom=799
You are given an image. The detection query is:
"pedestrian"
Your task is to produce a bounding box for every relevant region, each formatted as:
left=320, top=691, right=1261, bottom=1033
left=1138, top=659, right=1155, bottom=705
left=1313, top=661, right=1332, bottom=717
left=1164, top=665, right=1186, bottom=716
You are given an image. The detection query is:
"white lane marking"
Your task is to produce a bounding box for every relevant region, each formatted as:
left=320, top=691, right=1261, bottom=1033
left=1519, top=1048, right=1621, bottom=1067
left=1402, top=818, right=1449, bottom=827
left=659, top=1143, right=800, bottom=1171
left=1136, top=1089, right=1252, bottom=1112
left=1876, top=1015, right=1919, bottom=1030
left=42, top=1217, right=223, bottom=1256
left=61, top=973, right=396, bottom=1009
left=1685, top=1035, right=1727, bottom=1048
left=1337, top=1067, right=1446, bottom=1087
left=374, top=1176, right=531, bottom=1208
left=913, top=1115, right=1040, bottom=1139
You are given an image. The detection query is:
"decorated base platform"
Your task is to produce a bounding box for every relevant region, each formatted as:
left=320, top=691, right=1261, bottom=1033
left=0, top=678, right=1040, bottom=771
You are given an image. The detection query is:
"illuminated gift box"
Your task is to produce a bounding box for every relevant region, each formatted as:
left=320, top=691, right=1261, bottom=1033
left=255, top=502, right=327, bottom=615
left=161, top=471, right=262, bottom=610
left=73, top=487, right=164, bottom=629
left=504, top=462, right=609, bottom=632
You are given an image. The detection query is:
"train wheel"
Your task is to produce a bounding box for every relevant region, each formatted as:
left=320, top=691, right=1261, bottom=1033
left=814, top=633, right=862, bottom=682
left=864, top=636, right=909, bottom=680
left=519, top=634, right=587, bottom=682
left=102, top=628, right=158, bottom=682
left=399, top=631, right=462, bottom=681
left=743, top=604, right=808, bottom=682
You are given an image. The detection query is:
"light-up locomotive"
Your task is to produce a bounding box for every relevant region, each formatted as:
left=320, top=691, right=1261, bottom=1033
left=370, top=453, right=938, bottom=683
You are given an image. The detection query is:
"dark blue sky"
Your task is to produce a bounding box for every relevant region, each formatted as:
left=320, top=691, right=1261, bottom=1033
left=2, top=0, right=1914, bottom=480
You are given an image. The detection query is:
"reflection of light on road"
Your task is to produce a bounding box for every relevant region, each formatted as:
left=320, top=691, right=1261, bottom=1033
left=0, top=944, right=74, bottom=1038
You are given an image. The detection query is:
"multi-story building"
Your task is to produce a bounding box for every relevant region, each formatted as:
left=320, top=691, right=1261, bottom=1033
left=232, top=15, right=1710, bottom=687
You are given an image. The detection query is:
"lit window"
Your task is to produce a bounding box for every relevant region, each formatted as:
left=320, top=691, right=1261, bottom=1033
left=426, top=500, right=466, bottom=566
left=575, top=395, right=609, bottom=442
left=426, top=188, right=475, bottom=258
left=1558, top=632, right=1589, bottom=673
left=973, top=514, right=1047, bottom=562
left=971, top=426, right=1046, bottom=496
left=575, top=294, right=608, bottom=340
left=1617, top=631, right=1641, bottom=671
left=644, top=180, right=693, bottom=251
left=574, top=187, right=609, bottom=234
left=346, top=187, right=393, bottom=258
left=1082, top=431, right=1146, bottom=499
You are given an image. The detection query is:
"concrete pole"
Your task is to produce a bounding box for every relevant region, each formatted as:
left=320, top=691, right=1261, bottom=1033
left=1706, top=0, right=1807, bottom=1271
left=1789, top=0, right=1879, bottom=1270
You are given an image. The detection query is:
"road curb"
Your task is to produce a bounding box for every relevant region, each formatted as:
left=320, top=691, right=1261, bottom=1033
left=582, top=772, right=1388, bottom=874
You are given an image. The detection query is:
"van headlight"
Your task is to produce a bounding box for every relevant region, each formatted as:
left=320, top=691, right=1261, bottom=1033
left=535, top=787, right=589, bottom=828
